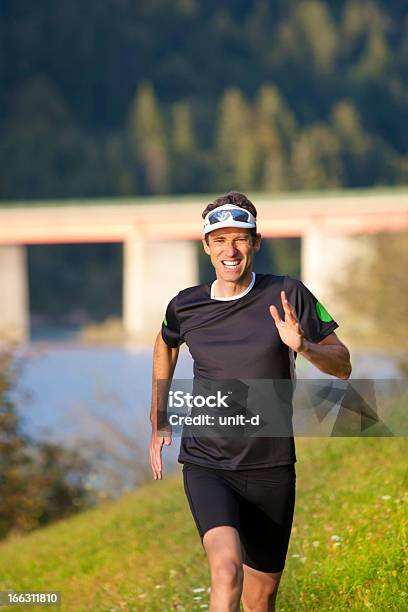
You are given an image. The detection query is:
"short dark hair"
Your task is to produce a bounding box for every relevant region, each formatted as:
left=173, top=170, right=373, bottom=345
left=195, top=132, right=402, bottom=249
left=202, top=191, right=257, bottom=219
left=202, top=191, right=258, bottom=243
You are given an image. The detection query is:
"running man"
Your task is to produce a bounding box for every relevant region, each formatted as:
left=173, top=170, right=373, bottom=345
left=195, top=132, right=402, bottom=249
left=149, top=191, right=351, bottom=612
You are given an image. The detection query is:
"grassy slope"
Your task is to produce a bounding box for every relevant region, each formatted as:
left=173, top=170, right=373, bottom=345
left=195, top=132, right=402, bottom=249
left=0, top=438, right=407, bottom=611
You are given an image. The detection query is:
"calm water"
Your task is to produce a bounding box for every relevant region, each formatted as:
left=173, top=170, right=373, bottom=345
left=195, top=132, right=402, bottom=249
left=11, top=340, right=403, bottom=489
left=15, top=343, right=194, bottom=472
left=17, top=342, right=401, bottom=439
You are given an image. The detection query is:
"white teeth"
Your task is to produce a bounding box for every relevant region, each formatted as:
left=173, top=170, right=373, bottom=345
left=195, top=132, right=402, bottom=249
left=222, top=260, right=240, bottom=268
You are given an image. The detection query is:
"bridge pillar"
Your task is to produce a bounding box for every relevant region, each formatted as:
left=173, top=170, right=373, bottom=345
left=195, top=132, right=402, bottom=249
left=0, top=245, right=29, bottom=343
left=301, top=230, right=369, bottom=319
left=123, top=235, right=198, bottom=340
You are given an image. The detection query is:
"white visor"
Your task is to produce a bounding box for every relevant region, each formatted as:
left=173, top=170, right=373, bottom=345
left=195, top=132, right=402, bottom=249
left=203, top=204, right=256, bottom=235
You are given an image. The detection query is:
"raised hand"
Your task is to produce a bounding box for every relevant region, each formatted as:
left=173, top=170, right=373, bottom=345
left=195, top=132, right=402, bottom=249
left=269, top=290, right=305, bottom=353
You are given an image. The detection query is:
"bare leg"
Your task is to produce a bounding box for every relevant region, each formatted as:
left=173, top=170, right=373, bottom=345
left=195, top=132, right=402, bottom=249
left=203, top=526, right=244, bottom=612
left=241, top=563, right=283, bottom=612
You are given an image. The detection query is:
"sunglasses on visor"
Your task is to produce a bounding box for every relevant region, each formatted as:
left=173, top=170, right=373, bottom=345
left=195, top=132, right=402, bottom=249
left=207, top=209, right=252, bottom=224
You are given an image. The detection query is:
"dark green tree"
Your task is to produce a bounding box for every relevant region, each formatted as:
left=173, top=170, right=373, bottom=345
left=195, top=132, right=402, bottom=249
left=291, top=124, right=343, bottom=189
left=342, top=1, right=391, bottom=82
left=129, top=82, right=169, bottom=194
left=0, top=349, right=40, bottom=538
left=0, top=347, right=96, bottom=540
left=331, top=100, right=370, bottom=186
left=170, top=101, right=198, bottom=193
left=0, top=76, right=86, bottom=199
left=0, top=1, right=406, bottom=198
left=216, top=88, right=256, bottom=190
left=291, top=1, right=338, bottom=74
left=254, top=85, right=297, bottom=191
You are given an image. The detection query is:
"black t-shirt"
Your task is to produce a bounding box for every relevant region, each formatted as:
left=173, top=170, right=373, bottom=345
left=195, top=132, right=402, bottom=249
left=161, top=273, right=338, bottom=470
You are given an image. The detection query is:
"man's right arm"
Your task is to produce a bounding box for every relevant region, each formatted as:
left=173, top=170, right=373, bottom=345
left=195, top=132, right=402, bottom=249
left=149, top=331, right=180, bottom=480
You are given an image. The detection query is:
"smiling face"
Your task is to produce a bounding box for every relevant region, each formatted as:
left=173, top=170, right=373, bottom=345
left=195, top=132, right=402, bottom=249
left=202, top=227, right=261, bottom=286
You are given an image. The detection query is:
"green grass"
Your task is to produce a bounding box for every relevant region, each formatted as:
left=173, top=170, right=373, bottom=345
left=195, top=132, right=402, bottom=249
left=0, top=438, right=407, bottom=611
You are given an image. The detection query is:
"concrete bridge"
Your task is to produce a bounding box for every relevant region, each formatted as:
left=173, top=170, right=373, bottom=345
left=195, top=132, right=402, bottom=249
left=1, top=189, right=407, bottom=342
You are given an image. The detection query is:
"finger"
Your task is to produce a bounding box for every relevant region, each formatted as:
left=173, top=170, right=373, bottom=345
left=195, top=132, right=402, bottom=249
left=149, top=446, right=158, bottom=480
left=156, top=461, right=162, bottom=480
left=161, top=424, right=172, bottom=446
left=286, top=309, right=299, bottom=328
left=281, top=290, right=295, bottom=315
left=287, top=302, right=298, bottom=322
left=281, top=291, right=298, bottom=322
left=269, top=305, right=283, bottom=325
left=155, top=437, right=164, bottom=474
left=151, top=432, right=164, bottom=479
left=295, top=320, right=304, bottom=333
left=150, top=441, right=159, bottom=480
left=163, top=432, right=172, bottom=446
left=153, top=446, right=163, bottom=480
left=281, top=291, right=293, bottom=315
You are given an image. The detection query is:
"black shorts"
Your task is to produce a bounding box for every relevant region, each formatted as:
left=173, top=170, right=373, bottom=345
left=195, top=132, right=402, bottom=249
left=182, top=461, right=296, bottom=573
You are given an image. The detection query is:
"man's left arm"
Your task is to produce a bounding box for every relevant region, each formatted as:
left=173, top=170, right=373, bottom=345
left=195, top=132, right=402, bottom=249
left=270, top=290, right=352, bottom=380
left=298, top=332, right=352, bottom=380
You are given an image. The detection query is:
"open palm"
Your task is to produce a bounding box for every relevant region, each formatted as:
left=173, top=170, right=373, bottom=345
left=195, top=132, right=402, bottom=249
left=269, top=290, right=305, bottom=352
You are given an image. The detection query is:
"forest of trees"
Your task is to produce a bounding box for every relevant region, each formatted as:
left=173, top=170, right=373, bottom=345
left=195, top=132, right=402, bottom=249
left=1, top=0, right=407, bottom=200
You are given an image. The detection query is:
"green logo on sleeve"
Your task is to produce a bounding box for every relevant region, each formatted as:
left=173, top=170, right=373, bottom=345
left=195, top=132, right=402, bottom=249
left=316, top=301, right=333, bottom=322
left=163, top=317, right=168, bottom=326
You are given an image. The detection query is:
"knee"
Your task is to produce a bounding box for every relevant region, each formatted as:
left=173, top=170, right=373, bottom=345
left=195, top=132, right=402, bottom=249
left=242, top=587, right=277, bottom=612
left=211, top=559, right=243, bottom=590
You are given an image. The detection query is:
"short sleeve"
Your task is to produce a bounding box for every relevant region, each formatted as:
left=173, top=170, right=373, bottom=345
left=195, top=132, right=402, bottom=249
left=284, top=276, right=339, bottom=344
left=161, top=294, right=183, bottom=348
